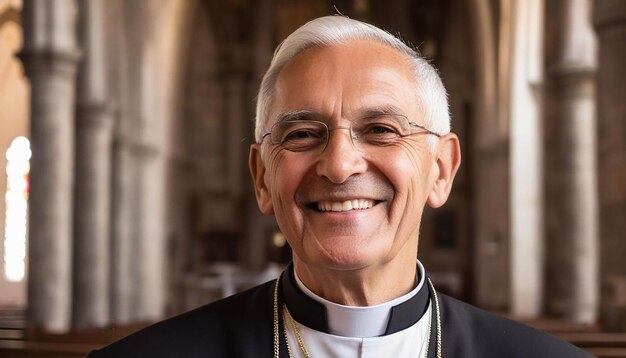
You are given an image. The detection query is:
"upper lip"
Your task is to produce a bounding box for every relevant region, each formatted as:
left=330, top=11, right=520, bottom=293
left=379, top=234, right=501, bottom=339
left=296, top=176, right=394, bottom=207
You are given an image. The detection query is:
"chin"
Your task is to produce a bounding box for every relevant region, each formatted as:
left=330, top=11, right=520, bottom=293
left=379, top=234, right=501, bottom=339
left=305, top=243, right=389, bottom=272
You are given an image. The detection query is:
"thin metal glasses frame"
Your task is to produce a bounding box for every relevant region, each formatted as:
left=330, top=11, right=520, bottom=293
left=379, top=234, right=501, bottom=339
left=260, top=114, right=441, bottom=152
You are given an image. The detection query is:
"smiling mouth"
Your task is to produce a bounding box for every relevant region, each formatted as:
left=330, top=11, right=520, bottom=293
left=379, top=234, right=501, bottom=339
left=307, top=199, right=377, bottom=212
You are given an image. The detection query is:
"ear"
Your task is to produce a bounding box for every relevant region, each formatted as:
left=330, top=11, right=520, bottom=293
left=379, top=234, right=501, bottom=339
left=427, top=133, right=461, bottom=208
left=249, top=144, right=275, bottom=215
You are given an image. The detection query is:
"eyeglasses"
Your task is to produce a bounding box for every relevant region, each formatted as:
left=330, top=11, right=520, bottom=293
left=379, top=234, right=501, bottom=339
left=260, top=113, right=441, bottom=152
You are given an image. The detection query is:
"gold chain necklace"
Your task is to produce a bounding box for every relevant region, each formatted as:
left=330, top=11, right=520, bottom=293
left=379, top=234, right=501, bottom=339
left=272, top=276, right=442, bottom=358
left=284, top=306, right=311, bottom=357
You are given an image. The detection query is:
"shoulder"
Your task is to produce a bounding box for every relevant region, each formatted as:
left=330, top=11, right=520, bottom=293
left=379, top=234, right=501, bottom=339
left=87, top=280, right=277, bottom=358
left=438, top=294, right=593, bottom=358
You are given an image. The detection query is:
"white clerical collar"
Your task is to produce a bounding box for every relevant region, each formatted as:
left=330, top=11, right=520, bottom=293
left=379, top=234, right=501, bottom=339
left=293, top=261, right=426, bottom=337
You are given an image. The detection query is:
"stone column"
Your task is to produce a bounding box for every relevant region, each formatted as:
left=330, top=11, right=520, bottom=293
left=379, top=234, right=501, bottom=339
left=134, top=142, right=167, bottom=322
left=205, top=5, right=255, bottom=269
left=72, top=0, right=114, bottom=328
left=546, top=0, right=598, bottom=324
left=245, top=0, right=275, bottom=271
left=110, top=138, right=138, bottom=324
left=594, top=0, right=626, bottom=331
left=470, top=0, right=511, bottom=312
left=132, top=2, right=168, bottom=320
left=509, top=0, right=545, bottom=318
left=20, top=0, right=80, bottom=332
left=107, top=0, right=141, bottom=325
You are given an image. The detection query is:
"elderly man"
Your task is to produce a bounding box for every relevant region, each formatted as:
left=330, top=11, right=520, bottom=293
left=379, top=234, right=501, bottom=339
left=89, top=16, right=591, bottom=358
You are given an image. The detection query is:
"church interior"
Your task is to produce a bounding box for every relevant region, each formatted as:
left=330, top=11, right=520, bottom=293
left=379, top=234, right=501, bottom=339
left=1, top=0, right=625, bottom=356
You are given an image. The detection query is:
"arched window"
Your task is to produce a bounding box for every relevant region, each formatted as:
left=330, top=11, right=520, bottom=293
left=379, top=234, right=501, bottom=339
left=4, top=136, right=30, bottom=282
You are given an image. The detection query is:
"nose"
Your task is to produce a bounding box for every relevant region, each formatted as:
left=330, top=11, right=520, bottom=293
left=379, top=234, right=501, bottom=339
left=315, top=127, right=367, bottom=184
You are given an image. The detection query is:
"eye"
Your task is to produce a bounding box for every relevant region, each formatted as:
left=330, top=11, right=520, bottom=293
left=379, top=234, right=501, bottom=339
left=284, top=129, right=321, bottom=141
left=275, top=121, right=327, bottom=151
left=363, top=124, right=399, bottom=135
left=352, top=114, right=406, bottom=146
left=356, top=122, right=401, bottom=144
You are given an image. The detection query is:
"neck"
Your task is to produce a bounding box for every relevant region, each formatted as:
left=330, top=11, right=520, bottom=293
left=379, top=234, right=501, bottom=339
left=293, top=256, right=417, bottom=306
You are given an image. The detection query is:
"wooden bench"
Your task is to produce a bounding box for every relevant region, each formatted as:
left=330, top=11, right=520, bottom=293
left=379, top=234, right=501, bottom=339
left=585, top=347, right=626, bottom=357
left=0, top=339, right=96, bottom=357
left=0, top=328, right=24, bottom=340
left=0, top=325, right=145, bottom=357
left=524, top=319, right=626, bottom=356
left=0, top=318, right=145, bottom=357
left=522, top=317, right=602, bottom=333
left=556, top=332, right=626, bottom=348
left=27, top=324, right=145, bottom=345
left=0, top=309, right=26, bottom=341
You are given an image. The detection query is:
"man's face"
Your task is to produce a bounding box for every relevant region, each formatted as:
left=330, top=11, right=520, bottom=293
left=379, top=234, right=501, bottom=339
left=251, top=41, right=448, bottom=273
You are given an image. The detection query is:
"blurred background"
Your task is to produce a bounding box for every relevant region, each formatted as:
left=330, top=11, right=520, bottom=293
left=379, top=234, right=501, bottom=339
left=0, top=0, right=625, bottom=355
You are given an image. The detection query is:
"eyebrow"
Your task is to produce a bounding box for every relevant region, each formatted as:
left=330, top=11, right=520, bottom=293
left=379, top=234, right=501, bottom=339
left=274, top=105, right=407, bottom=124
left=275, top=109, right=318, bottom=123
left=358, top=105, right=406, bottom=118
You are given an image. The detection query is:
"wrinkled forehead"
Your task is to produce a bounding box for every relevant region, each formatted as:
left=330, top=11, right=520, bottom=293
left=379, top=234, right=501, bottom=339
left=268, top=41, right=420, bottom=126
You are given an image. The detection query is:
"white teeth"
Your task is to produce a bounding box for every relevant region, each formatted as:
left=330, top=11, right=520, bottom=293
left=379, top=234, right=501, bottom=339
left=317, top=199, right=374, bottom=212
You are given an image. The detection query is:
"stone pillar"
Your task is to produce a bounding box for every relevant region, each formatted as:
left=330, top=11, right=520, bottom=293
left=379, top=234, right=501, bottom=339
left=546, top=0, right=598, bottom=324
left=222, top=67, right=250, bottom=266
left=133, top=2, right=168, bottom=320
left=470, top=0, right=511, bottom=312
left=205, top=5, right=256, bottom=269
left=110, top=138, right=138, bottom=324
left=593, top=0, right=626, bottom=331
left=107, top=0, right=140, bottom=325
left=134, top=143, right=167, bottom=322
left=509, top=0, right=545, bottom=318
left=20, top=0, right=80, bottom=332
left=72, top=0, right=114, bottom=328
left=245, top=0, right=275, bottom=271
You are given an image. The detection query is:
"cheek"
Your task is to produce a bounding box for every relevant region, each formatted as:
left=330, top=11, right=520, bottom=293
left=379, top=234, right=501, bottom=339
left=265, top=150, right=309, bottom=209
left=377, top=143, right=432, bottom=225
left=265, top=152, right=317, bottom=248
left=384, top=142, right=431, bottom=198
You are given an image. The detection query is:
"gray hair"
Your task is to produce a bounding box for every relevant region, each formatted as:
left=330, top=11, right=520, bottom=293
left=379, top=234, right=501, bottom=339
left=254, top=15, right=450, bottom=151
